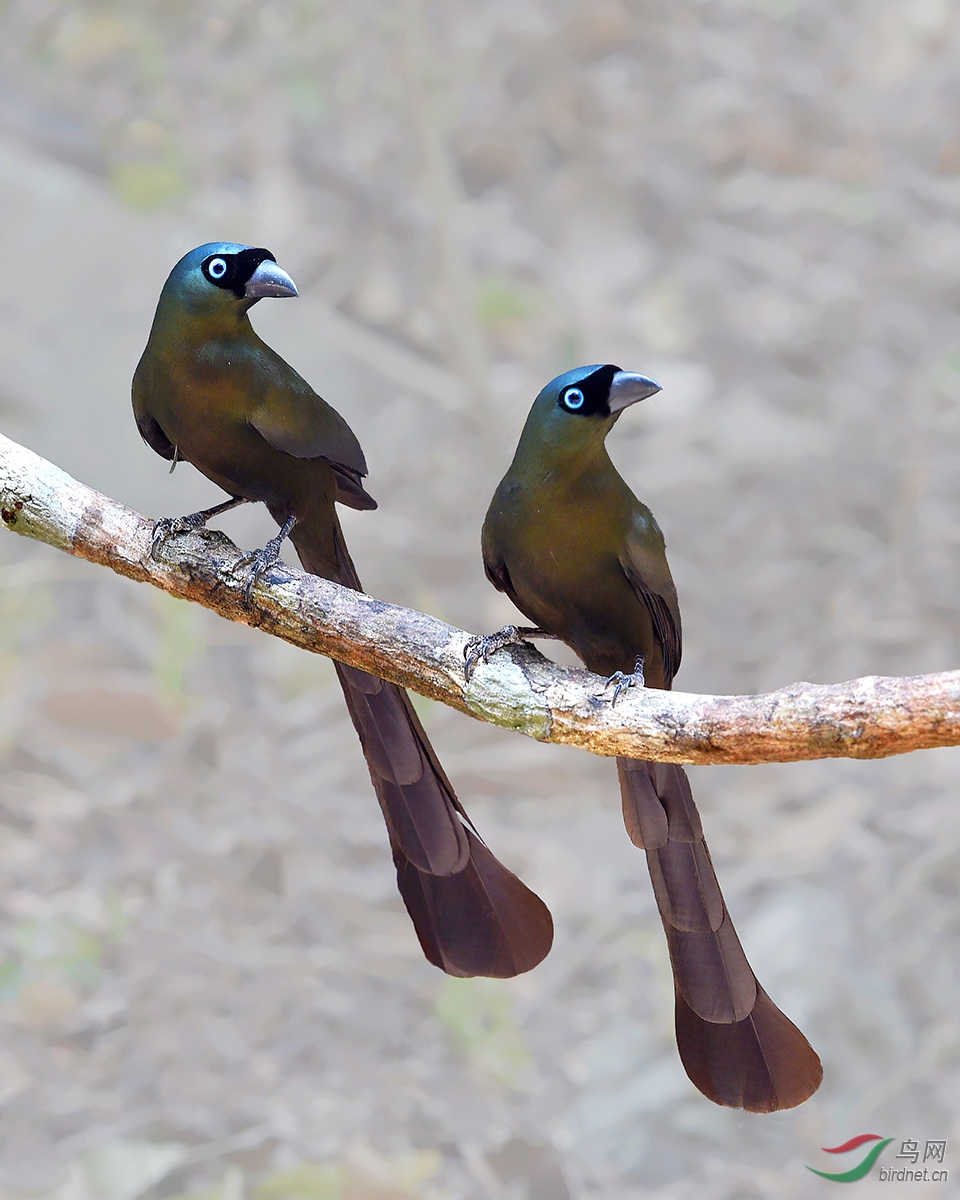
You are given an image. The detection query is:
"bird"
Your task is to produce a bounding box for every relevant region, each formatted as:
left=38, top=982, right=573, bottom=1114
left=465, top=363, right=822, bottom=1111
left=132, top=242, right=553, bottom=978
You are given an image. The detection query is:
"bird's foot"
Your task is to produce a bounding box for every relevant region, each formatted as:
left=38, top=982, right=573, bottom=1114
left=151, top=496, right=248, bottom=561
left=463, top=624, right=537, bottom=681
left=234, top=539, right=286, bottom=604
left=233, top=513, right=297, bottom=604
left=596, top=655, right=645, bottom=706
left=464, top=625, right=522, bottom=681
left=151, top=512, right=212, bottom=560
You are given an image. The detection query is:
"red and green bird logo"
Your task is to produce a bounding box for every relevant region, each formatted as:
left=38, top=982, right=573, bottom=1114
left=806, top=1135, right=893, bottom=1182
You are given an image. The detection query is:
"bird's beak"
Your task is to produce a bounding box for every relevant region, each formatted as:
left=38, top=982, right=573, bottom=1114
left=607, top=371, right=662, bottom=414
left=244, top=260, right=299, bottom=299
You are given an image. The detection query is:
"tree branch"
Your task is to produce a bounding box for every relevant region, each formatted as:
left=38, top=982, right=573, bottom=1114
left=1, top=430, right=959, bottom=765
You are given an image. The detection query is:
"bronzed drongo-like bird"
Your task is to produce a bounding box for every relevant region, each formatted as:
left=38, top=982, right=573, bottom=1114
left=133, top=242, right=552, bottom=978
left=466, top=363, right=821, bottom=1110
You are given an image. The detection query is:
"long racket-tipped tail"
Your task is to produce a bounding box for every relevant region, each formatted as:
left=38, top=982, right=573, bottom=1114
left=618, top=757, right=822, bottom=1111
left=336, top=661, right=554, bottom=977
left=292, top=514, right=554, bottom=978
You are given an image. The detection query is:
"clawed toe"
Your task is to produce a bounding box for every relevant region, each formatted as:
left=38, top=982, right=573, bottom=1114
left=234, top=547, right=281, bottom=603
left=464, top=624, right=522, bottom=681
left=233, top=513, right=297, bottom=604
left=150, top=518, right=174, bottom=559
left=151, top=514, right=197, bottom=559
left=150, top=497, right=250, bottom=562
left=464, top=624, right=563, bottom=681
left=602, top=671, right=634, bottom=705
left=596, top=655, right=646, bottom=705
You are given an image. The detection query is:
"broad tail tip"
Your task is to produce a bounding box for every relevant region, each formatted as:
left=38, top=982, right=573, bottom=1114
left=675, top=986, right=823, bottom=1112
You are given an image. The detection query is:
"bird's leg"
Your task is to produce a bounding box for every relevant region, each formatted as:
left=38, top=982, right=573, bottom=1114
left=234, top=513, right=298, bottom=604
left=463, top=624, right=560, bottom=681
left=597, top=655, right=646, bottom=706
left=151, top=495, right=250, bottom=560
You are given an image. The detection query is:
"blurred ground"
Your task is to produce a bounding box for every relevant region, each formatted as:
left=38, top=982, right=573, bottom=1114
left=0, top=1, right=958, bottom=1197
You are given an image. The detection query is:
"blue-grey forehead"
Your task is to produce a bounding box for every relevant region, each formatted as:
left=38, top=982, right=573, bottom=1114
left=551, top=364, right=608, bottom=391
left=177, top=242, right=253, bottom=270
left=538, top=363, right=621, bottom=401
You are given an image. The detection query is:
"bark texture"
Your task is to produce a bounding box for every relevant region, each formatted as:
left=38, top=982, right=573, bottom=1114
left=1, top=429, right=959, bottom=766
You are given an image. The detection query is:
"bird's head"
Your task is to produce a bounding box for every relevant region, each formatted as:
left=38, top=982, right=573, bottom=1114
left=521, top=364, right=661, bottom=460
left=158, top=242, right=298, bottom=320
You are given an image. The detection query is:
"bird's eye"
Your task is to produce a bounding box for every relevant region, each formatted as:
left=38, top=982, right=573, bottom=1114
left=561, top=387, right=585, bottom=411
left=208, top=257, right=228, bottom=279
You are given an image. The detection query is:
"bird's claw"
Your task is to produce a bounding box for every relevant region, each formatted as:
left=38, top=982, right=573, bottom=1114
left=151, top=513, right=205, bottom=560
left=464, top=624, right=523, bottom=681
left=151, top=518, right=175, bottom=559
left=232, top=514, right=297, bottom=604
left=595, top=656, right=645, bottom=706
left=234, top=546, right=279, bottom=604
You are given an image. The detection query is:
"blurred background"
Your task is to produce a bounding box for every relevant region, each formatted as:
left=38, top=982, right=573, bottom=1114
left=0, top=0, right=957, bottom=1196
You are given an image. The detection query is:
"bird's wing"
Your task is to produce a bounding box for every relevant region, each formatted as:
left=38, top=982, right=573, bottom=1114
left=482, top=554, right=515, bottom=598
left=247, top=350, right=376, bottom=509
left=251, top=384, right=364, bottom=464
left=620, top=508, right=683, bottom=685
left=134, top=409, right=177, bottom=461
left=480, top=534, right=528, bottom=619
left=327, top=462, right=378, bottom=511
left=132, top=370, right=176, bottom=460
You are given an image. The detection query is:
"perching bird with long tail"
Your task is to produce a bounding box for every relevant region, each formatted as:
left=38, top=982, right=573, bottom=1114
left=133, top=242, right=553, bottom=978
left=465, top=363, right=822, bottom=1111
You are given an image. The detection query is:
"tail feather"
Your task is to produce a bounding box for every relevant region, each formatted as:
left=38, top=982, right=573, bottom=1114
left=675, top=986, right=824, bottom=1113
left=335, top=663, right=469, bottom=875
left=291, top=514, right=554, bottom=977
left=648, top=839, right=724, bottom=930
left=394, top=826, right=554, bottom=978
left=618, top=757, right=822, bottom=1112
left=662, top=916, right=756, bottom=1023
left=336, top=669, right=429, bottom=786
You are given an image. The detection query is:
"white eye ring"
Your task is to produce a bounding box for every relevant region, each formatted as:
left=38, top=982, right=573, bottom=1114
left=562, top=387, right=585, bottom=410
left=208, top=257, right=227, bottom=279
